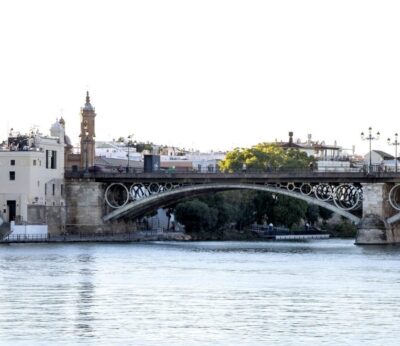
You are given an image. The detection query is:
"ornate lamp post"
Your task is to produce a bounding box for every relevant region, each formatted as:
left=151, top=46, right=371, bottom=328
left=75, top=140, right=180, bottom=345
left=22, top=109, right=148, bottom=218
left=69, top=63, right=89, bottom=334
left=361, top=127, right=380, bottom=172
left=126, top=134, right=134, bottom=173
left=387, top=133, right=399, bottom=173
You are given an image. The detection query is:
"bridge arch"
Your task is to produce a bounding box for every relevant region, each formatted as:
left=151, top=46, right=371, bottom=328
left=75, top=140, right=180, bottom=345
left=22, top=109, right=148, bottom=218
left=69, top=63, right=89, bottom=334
left=103, top=183, right=361, bottom=224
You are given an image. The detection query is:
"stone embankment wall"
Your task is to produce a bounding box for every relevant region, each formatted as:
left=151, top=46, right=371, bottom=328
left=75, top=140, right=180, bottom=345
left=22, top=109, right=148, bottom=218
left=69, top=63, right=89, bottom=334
left=27, top=205, right=66, bottom=235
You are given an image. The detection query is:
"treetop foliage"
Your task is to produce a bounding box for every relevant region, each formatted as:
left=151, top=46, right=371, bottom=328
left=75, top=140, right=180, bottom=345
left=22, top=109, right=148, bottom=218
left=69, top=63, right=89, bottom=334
left=219, top=143, right=314, bottom=172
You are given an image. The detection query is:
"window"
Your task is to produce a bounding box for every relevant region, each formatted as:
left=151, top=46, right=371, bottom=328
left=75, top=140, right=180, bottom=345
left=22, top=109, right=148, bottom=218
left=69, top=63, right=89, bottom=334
left=51, top=151, right=57, bottom=169
left=10, top=160, right=15, bottom=166
left=61, top=184, right=64, bottom=196
left=45, top=184, right=47, bottom=195
left=52, top=184, right=55, bottom=196
left=9, top=171, right=15, bottom=180
left=46, top=150, right=57, bottom=169
left=33, top=160, right=36, bottom=166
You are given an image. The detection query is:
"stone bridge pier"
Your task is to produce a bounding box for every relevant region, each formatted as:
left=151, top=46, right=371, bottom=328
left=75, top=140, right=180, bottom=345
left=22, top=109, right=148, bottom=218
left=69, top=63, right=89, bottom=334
left=356, top=183, right=400, bottom=245
left=65, top=181, right=134, bottom=234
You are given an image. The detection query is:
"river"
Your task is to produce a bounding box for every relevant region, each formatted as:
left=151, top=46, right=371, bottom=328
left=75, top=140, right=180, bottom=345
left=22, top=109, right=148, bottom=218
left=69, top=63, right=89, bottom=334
left=1, top=239, right=400, bottom=345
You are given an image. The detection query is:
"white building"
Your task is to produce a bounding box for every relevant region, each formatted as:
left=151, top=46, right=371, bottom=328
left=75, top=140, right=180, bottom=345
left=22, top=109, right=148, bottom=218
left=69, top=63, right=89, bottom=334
left=96, top=141, right=142, bottom=161
left=187, top=151, right=226, bottom=172
left=363, top=150, right=399, bottom=171
left=0, top=121, right=65, bottom=226
left=276, top=132, right=355, bottom=171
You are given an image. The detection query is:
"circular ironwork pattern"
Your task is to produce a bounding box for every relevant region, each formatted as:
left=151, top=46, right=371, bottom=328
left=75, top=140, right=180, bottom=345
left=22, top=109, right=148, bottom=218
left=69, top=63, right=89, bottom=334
left=104, top=181, right=363, bottom=211
left=105, top=183, right=130, bottom=209
left=332, top=184, right=361, bottom=211
left=130, top=183, right=151, bottom=200
left=105, top=181, right=189, bottom=208
left=287, top=182, right=296, bottom=191
left=314, top=184, right=334, bottom=202
left=300, top=183, right=313, bottom=196
left=389, top=184, right=400, bottom=211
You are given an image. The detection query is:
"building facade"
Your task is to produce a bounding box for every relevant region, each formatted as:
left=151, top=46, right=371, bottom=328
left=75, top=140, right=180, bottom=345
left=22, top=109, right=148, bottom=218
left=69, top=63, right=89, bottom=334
left=0, top=125, right=65, bottom=226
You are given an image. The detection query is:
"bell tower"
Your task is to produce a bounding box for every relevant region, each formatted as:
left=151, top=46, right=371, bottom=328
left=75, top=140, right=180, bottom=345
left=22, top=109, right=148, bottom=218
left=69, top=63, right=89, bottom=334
left=80, top=91, right=96, bottom=170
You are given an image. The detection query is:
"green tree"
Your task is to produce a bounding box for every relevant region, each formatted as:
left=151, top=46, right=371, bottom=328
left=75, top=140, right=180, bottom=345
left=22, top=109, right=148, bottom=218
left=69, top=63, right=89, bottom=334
left=198, top=193, right=237, bottom=228
left=273, top=195, right=308, bottom=228
left=306, top=204, right=319, bottom=225
left=135, top=142, right=154, bottom=153
left=318, top=206, right=334, bottom=221
left=219, top=143, right=314, bottom=172
left=174, top=199, right=218, bottom=233
left=252, top=192, right=276, bottom=224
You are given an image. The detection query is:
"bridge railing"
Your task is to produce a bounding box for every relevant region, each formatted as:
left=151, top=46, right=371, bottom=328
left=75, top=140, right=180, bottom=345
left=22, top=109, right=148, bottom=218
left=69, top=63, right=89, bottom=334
left=0, top=230, right=183, bottom=243
left=64, top=164, right=398, bottom=178
left=2, top=234, right=50, bottom=242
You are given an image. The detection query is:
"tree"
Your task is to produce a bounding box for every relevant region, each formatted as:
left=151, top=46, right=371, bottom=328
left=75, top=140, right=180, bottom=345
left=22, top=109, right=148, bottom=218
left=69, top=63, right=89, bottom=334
left=306, top=204, right=319, bottom=225
left=272, top=195, right=308, bottom=229
left=135, top=142, right=154, bottom=153
left=174, top=199, right=218, bottom=233
left=252, top=192, right=276, bottom=224
left=219, top=143, right=314, bottom=172
left=198, top=193, right=237, bottom=228
left=318, top=206, right=334, bottom=221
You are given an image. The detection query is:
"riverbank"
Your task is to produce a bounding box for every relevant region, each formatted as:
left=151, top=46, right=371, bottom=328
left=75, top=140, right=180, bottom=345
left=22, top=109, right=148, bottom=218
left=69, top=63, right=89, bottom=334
left=1, top=222, right=356, bottom=244
left=0, top=230, right=191, bottom=244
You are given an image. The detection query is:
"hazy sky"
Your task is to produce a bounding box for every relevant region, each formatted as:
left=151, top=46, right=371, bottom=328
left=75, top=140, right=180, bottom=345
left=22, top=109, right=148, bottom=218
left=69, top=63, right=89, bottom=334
left=1, top=0, right=400, bottom=154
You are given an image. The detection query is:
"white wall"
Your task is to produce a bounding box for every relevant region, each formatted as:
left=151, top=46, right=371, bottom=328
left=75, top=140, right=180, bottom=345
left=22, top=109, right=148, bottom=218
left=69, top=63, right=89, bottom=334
left=0, top=134, right=65, bottom=223
left=10, top=221, right=48, bottom=236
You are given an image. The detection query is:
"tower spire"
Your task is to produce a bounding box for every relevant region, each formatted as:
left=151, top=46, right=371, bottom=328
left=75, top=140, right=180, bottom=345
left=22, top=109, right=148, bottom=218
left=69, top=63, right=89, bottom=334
left=80, top=91, right=96, bottom=170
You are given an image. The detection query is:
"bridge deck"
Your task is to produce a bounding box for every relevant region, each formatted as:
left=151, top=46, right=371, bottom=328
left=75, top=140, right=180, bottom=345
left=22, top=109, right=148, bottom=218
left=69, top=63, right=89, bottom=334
left=65, top=171, right=400, bottom=183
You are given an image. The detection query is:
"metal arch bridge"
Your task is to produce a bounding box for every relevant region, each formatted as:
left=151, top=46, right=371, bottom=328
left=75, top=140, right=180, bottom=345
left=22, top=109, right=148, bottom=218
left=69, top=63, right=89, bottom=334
left=103, top=182, right=363, bottom=223
left=64, top=170, right=400, bottom=224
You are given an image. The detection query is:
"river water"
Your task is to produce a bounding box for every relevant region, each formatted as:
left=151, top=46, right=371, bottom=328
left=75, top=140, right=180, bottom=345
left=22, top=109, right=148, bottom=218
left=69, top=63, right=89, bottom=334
left=1, top=239, right=400, bottom=345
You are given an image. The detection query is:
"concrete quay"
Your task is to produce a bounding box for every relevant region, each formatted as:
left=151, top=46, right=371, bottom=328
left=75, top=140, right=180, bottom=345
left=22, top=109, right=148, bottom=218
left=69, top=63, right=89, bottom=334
left=0, top=230, right=190, bottom=244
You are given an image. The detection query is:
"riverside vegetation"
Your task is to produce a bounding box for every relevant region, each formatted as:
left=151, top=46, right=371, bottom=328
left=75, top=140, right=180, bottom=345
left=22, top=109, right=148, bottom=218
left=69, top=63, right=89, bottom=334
left=172, top=143, right=357, bottom=240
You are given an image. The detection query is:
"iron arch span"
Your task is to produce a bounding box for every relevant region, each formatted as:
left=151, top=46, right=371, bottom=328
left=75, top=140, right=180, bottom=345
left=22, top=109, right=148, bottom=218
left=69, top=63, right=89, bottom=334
left=103, top=183, right=361, bottom=224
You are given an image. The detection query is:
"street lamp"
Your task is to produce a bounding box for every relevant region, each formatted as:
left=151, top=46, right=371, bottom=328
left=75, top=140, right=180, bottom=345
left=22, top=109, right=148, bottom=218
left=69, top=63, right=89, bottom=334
left=387, top=133, right=399, bottom=173
left=126, top=134, right=134, bottom=173
left=361, top=127, right=380, bottom=172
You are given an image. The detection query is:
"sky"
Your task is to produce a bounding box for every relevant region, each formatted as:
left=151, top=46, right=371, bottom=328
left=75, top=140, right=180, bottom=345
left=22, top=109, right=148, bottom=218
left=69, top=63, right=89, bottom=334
left=1, top=0, right=400, bottom=155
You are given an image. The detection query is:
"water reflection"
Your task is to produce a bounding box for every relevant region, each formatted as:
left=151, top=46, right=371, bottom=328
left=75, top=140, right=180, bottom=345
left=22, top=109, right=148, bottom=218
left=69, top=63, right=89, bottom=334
left=75, top=253, right=95, bottom=338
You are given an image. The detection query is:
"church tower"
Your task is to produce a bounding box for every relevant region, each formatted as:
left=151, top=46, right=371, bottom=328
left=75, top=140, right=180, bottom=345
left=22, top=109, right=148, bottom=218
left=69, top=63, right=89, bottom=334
left=80, top=91, right=96, bottom=169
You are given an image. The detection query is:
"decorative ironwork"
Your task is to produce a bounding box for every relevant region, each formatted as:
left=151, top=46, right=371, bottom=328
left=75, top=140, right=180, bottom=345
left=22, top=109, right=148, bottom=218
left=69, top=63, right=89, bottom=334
left=105, top=183, right=130, bottom=209
left=104, top=181, right=363, bottom=211
left=389, top=184, right=400, bottom=211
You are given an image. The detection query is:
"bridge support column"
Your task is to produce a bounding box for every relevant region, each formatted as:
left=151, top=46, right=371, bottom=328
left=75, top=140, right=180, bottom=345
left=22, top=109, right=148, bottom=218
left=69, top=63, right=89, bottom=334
left=65, top=181, right=106, bottom=234
left=356, top=183, right=397, bottom=245
left=65, top=180, right=136, bottom=234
